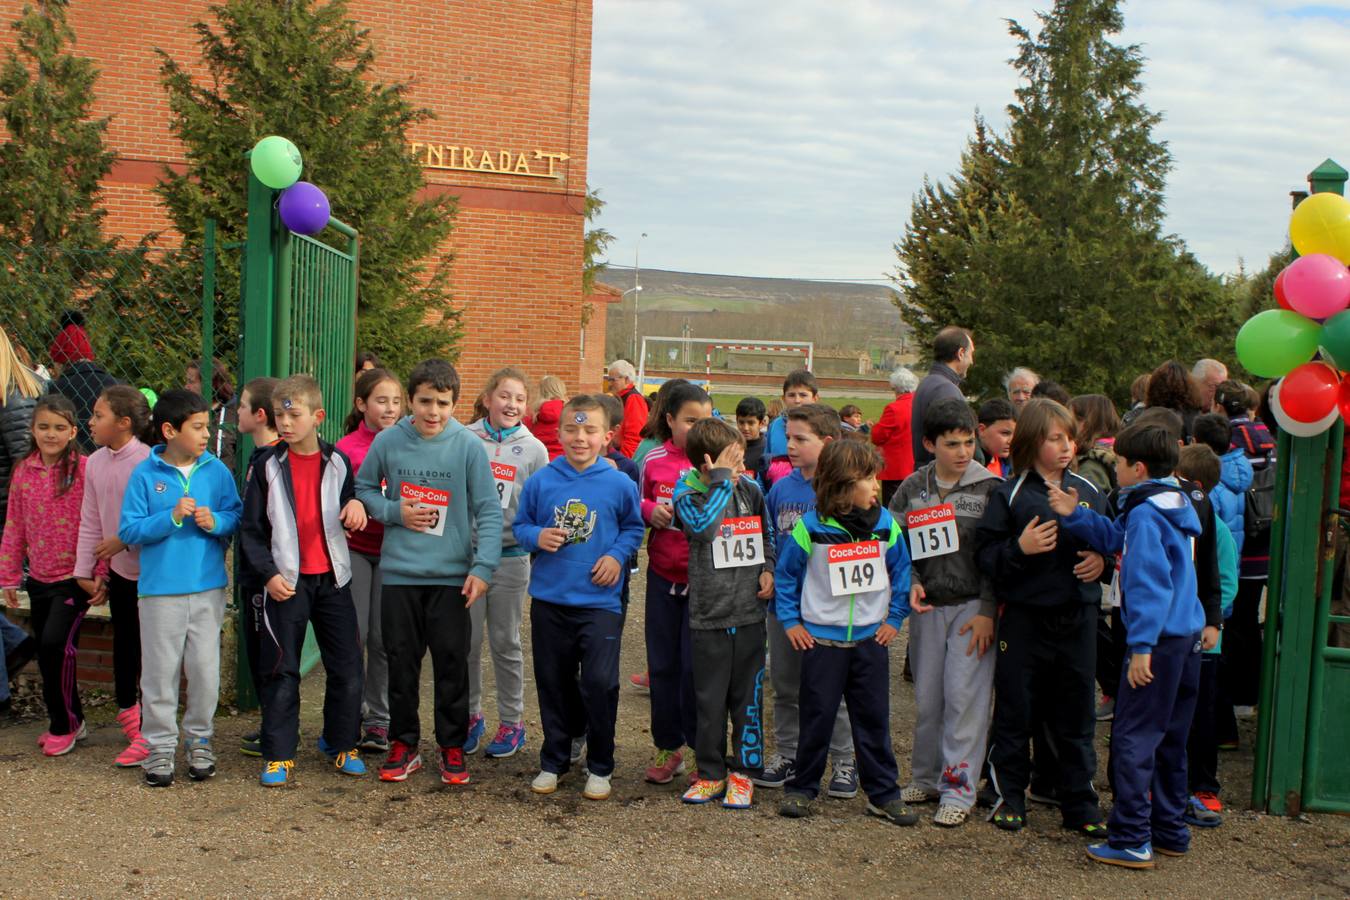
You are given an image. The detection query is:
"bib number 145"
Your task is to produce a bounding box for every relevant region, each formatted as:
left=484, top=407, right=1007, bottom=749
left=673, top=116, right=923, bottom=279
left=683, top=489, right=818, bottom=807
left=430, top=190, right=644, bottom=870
left=713, top=516, right=763, bottom=569
left=827, top=541, right=887, bottom=596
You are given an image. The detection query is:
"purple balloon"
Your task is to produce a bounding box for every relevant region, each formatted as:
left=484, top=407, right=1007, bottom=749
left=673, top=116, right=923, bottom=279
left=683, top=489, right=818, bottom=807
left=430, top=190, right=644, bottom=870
left=278, top=181, right=330, bottom=235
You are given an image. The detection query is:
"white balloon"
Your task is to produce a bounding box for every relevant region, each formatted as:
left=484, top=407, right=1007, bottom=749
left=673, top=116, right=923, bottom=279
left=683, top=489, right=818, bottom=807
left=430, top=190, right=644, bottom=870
left=1271, top=379, right=1339, bottom=437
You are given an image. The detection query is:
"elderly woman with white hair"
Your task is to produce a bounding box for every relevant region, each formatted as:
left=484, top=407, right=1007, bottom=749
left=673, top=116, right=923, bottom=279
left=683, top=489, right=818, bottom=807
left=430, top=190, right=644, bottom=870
left=871, top=366, right=920, bottom=506
left=1004, top=367, right=1040, bottom=411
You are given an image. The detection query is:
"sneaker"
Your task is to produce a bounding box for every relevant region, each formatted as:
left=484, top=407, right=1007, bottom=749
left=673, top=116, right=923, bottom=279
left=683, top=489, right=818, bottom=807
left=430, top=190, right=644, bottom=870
left=379, top=741, right=423, bottom=782
left=1153, top=842, right=1188, bottom=858
left=866, top=798, right=919, bottom=827
left=1096, top=697, right=1115, bottom=721
left=570, top=736, right=586, bottom=765
left=317, top=736, right=367, bottom=776
left=43, top=730, right=80, bottom=757
left=1027, top=784, right=1061, bottom=806
left=753, top=754, right=794, bottom=788
left=584, top=771, right=612, bottom=800
left=1233, top=705, right=1257, bottom=719
left=240, top=729, right=262, bottom=757
left=115, top=736, right=151, bottom=768
left=6, top=636, right=34, bottom=679
left=779, top=792, right=813, bottom=818
left=144, top=754, right=174, bottom=788
left=976, top=783, right=998, bottom=809
left=439, top=746, right=470, bottom=785
left=1086, top=841, right=1155, bottom=869
left=934, top=803, right=969, bottom=827
left=1217, top=738, right=1240, bottom=751
left=901, top=785, right=940, bottom=804
left=644, top=748, right=685, bottom=785
left=1184, top=794, right=1223, bottom=828
left=260, top=759, right=294, bottom=787
left=485, top=722, right=527, bottom=759
left=531, top=770, right=559, bottom=794
left=991, top=800, right=1026, bottom=831
left=682, top=778, right=727, bottom=804
left=115, top=704, right=142, bottom=741
left=723, top=772, right=754, bottom=809
left=827, top=760, right=859, bottom=799
left=1194, top=790, right=1224, bottom=813
left=37, top=731, right=51, bottom=749
left=186, top=738, right=216, bottom=781
left=463, top=714, right=485, bottom=755
left=359, top=726, right=390, bottom=753
left=628, top=671, right=650, bottom=693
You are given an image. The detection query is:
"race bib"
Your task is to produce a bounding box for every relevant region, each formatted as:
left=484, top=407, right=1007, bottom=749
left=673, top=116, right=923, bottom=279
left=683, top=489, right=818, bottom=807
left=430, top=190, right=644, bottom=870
left=402, top=482, right=450, bottom=537
left=654, top=482, right=676, bottom=528
left=905, top=504, right=959, bottom=561
left=491, top=461, right=517, bottom=509
left=713, top=516, right=764, bottom=569
left=827, top=541, right=888, bottom=597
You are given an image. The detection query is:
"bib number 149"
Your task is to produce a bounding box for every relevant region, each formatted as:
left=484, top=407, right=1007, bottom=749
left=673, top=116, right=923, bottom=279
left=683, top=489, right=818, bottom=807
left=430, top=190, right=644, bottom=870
left=826, top=541, right=887, bottom=597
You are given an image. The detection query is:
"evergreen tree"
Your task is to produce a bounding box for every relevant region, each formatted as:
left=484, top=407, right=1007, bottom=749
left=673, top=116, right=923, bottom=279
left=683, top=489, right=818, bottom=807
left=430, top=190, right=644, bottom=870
left=583, top=186, right=615, bottom=295
left=156, top=0, right=461, bottom=374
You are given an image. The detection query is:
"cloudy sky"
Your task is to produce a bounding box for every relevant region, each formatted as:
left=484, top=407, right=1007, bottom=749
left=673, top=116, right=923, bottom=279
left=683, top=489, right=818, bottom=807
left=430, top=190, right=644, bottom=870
left=589, top=1, right=1350, bottom=283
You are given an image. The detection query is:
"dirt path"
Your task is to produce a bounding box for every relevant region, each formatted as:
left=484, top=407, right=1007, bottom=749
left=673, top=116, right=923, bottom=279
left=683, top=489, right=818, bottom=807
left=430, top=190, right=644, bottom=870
left=2, top=562, right=1347, bottom=898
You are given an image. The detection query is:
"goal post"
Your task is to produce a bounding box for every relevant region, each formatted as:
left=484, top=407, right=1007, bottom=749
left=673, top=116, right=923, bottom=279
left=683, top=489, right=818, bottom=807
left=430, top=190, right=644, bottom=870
left=636, top=335, right=814, bottom=393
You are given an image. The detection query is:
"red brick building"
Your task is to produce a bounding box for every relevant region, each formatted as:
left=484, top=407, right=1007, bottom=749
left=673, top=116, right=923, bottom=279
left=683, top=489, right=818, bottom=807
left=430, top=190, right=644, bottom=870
left=0, top=0, right=604, bottom=396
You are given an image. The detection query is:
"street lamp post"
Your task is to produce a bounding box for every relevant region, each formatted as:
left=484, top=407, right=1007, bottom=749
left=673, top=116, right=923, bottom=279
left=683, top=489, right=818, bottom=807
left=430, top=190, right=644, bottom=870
left=630, top=232, right=647, bottom=362
left=622, top=285, right=642, bottom=363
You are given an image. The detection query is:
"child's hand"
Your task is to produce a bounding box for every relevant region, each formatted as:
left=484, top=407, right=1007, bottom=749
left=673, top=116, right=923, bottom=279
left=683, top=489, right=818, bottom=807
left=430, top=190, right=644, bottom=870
left=266, top=574, right=296, bottom=602
left=93, top=537, right=126, bottom=560
left=909, top=583, right=932, bottom=614
left=874, top=623, right=900, bottom=646
left=173, top=496, right=197, bottom=525
left=1017, top=515, right=1058, bottom=555
left=959, top=614, right=994, bottom=657
left=2, top=588, right=16, bottom=608
left=756, top=570, right=774, bottom=600
left=650, top=503, right=674, bottom=530
left=193, top=506, right=215, bottom=533
left=1046, top=482, right=1079, bottom=518
left=1074, top=551, right=1105, bottom=582
left=708, top=443, right=744, bottom=473
left=341, top=499, right=367, bottom=533
left=537, top=527, right=568, bottom=552
left=1201, top=625, right=1220, bottom=651
left=463, top=575, right=488, bottom=607
left=591, top=555, right=622, bottom=587
left=785, top=624, right=815, bottom=651
left=1127, top=652, right=1153, bottom=689
left=400, top=498, right=437, bottom=532
left=77, top=577, right=107, bottom=607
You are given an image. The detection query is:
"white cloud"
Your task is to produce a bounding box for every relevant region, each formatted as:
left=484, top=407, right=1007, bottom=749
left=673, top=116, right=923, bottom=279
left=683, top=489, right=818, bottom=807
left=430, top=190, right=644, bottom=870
left=589, top=0, right=1350, bottom=281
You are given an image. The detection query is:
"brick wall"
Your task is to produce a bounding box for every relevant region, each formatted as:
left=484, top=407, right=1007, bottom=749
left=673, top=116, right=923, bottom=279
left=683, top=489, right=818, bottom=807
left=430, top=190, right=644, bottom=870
left=0, top=0, right=599, bottom=395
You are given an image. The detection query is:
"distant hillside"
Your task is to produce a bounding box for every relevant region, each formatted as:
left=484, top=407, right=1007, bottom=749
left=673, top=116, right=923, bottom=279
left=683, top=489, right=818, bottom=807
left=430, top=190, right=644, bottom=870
left=600, top=267, right=912, bottom=362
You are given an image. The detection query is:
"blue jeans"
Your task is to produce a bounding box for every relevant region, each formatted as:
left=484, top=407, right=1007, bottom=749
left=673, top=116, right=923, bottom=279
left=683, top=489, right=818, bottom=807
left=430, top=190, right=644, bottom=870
left=0, top=611, right=31, bottom=703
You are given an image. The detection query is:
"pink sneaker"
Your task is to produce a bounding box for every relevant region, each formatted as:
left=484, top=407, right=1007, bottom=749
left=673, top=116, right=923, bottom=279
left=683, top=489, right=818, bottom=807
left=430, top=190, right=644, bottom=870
left=114, top=737, right=151, bottom=767
left=43, top=730, right=80, bottom=757
left=115, top=704, right=141, bottom=740
left=37, top=731, right=51, bottom=748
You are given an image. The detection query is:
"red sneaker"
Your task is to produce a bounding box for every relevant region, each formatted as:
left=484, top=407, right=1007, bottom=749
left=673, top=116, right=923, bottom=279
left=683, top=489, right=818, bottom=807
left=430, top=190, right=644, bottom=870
left=1194, top=791, right=1223, bottom=813
left=644, top=748, right=685, bottom=784
left=379, top=740, right=423, bottom=782
left=440, top=746, right=471, bottom=785
left=628, top=671, right=650, bottom=693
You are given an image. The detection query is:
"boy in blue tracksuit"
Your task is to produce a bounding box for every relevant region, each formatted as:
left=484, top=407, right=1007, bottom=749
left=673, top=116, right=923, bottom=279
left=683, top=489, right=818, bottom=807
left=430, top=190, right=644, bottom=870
left=514, top=395, right=645, bottom=801
left=119, top=390, right=242, bottom=788
left=1192, top=413, right=1251, bottom=554
left=1048, top=423, right=1205, bottom=869
left=775, top=439, right=915, bottom=825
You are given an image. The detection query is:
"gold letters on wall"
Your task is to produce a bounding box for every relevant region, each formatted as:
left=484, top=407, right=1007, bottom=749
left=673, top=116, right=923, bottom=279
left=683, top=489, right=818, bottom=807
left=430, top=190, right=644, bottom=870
left=410, top=143, right=570, bottom=179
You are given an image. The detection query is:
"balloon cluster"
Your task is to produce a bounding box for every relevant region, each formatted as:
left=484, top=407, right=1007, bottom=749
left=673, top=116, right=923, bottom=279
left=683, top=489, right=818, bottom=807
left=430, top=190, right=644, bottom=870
left=249, top=136, right=331, bottom=237
left=1236, top=192, right=1350, bottom=437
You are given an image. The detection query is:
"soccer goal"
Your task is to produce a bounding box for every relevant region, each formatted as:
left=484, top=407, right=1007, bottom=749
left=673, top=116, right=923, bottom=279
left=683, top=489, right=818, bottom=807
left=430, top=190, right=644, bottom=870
left=637, top=335, right=814, bottom=392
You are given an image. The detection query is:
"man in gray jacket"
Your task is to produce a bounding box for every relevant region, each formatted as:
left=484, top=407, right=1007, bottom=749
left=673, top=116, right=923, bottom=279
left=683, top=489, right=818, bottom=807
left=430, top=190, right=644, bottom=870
left=911, top=327, right=975, bottom=467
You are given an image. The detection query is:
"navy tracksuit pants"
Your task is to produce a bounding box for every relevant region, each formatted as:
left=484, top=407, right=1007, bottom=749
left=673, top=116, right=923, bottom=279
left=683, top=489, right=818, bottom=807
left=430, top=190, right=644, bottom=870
left=645, top=569, right=696, bottom=752
left=1108, top=633, right=1202, bottom=850
left=532, top=598, right=623, bottom=777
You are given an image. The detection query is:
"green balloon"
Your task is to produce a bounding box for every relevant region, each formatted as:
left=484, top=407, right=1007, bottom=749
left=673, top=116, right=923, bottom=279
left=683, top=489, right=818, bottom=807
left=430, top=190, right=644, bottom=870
left=250, top=135, right=302, bottom=189
left=1236, top=309, right=1321, bottom=378
left=1320, top=310, right=1350, bottom=371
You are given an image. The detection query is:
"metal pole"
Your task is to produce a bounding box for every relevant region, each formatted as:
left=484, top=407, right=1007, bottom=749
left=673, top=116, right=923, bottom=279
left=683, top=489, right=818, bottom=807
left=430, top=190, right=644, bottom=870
left=630, top=232, right=646, bottom=361
left=200, top=219, right=216, bottom=405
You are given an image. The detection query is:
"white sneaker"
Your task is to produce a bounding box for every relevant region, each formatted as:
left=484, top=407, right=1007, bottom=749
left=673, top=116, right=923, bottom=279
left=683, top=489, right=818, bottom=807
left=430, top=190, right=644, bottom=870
left=531, top=770, right=559, bottom=794
left=583, top=771, right=612, bottom=800
left=1234, top=705, right=1257, bottom=719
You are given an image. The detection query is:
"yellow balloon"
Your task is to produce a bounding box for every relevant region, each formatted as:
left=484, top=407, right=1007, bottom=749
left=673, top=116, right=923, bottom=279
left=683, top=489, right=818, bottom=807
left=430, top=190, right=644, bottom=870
left=1290, top=192, right=1350, bottom=264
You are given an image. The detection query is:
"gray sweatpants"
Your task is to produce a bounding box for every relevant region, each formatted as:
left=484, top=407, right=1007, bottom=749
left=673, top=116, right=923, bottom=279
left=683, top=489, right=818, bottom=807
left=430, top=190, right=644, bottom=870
left=139, top=589, right=226, bottom=758
left=768, top=611, right=853, bottom=763
left=908, top=598, right=995, bottom=809
left=350, top=552, right=390, bottom=729
left=468, top=554, right=529, bottom=723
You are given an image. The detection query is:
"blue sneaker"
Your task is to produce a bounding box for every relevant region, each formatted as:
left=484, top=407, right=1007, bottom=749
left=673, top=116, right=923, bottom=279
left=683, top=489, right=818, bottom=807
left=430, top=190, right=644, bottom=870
left=260, top=759, right=294, bottom=787
left=316, top=737, right=367, bottom=776
left=463, top=714, right=486, bottom=755
left=485, top=722, right=527, bottom=759
left=1086, top=841, right=1154, bottom=869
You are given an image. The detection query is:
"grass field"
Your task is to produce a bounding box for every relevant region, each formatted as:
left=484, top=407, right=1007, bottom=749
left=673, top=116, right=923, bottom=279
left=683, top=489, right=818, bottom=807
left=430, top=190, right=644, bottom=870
left=712, top=393, right=891, bottom=422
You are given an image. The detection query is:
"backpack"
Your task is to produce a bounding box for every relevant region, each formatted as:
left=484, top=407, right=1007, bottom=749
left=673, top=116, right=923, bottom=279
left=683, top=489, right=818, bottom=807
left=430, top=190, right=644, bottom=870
left=1244, top=460, right=1276, bottom=551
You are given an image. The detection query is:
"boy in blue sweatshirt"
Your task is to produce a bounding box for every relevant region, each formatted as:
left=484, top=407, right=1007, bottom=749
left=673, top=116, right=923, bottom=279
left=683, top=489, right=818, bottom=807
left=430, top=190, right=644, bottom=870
left=1047, top=423, right=1205, bottom=869
left=355, top=360, right=503, bottom=787
left=514, top=395, right=645, bottom=801
left=119, top=390, right=242, bottom=788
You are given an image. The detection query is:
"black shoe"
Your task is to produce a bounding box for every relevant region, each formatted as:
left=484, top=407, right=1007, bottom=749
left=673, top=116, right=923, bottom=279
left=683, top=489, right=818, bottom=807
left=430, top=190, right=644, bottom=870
left=0, top=697, right=10, bottom=715
left=779, top=793, right=813, bottom=818
left=240, top=729, right=262, bottom=757
left=976, top=783, right=998, bottom=809
left=6, top=637, right=34, bottom=680
left=866, top=798, right=919, bottom=827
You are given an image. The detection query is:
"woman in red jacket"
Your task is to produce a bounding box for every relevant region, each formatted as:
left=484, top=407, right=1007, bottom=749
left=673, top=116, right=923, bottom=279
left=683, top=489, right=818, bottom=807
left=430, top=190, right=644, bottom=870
left=871, top=367, right=919, bottom=506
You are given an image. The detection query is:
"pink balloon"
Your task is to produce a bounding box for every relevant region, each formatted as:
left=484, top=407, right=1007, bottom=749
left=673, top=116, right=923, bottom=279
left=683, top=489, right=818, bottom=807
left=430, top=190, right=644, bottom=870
left=1283, top=253, right=1350, bottom=321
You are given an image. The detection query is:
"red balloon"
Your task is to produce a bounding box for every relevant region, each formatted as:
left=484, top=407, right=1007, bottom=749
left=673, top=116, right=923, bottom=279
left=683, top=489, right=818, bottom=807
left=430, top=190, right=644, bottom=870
left=1340, top=375, right=1350, bottom=422
left=1275, top=267, right=1293, bottom=311
left=1280, top=362, right=1341, bottom=423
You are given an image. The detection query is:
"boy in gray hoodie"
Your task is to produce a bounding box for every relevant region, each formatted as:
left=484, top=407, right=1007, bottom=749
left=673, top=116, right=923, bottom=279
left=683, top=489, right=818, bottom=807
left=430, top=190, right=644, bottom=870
left=673, top=417, right=775, bottom=809
left=355, top=360, right=503, bottom=786
left=889, top=398, right=1000, bottom=827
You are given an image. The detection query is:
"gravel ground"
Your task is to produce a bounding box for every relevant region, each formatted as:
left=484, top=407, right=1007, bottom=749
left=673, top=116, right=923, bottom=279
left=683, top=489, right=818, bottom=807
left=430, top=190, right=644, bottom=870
left=2, top=559, right=1348, bottom=898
